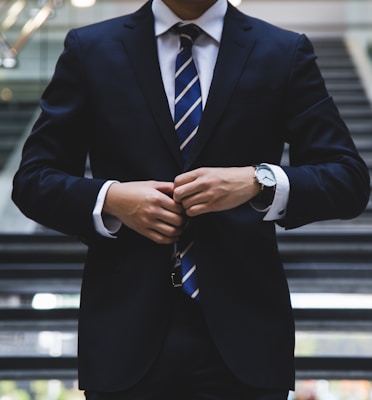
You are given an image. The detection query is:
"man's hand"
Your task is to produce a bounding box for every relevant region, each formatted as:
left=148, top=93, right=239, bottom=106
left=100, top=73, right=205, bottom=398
left=173, top=166, right=261, bottom=216
left=103, top=181, right=185, bottom=244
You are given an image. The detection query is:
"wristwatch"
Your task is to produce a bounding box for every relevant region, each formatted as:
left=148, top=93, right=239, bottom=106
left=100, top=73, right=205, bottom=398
left=254, top=164, right=276, bottom=205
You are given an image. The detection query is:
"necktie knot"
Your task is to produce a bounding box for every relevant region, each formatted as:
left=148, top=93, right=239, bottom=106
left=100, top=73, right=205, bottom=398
left=173, top=24, right=202, bottom=48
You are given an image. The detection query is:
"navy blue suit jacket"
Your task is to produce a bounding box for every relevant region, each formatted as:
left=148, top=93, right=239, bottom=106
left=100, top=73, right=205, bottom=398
left=12, top=1, right=370, bottom=392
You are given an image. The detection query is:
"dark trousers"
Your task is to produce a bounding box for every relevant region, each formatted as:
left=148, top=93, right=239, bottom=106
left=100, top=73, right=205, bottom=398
left=85, top=289, right=289, bottom=400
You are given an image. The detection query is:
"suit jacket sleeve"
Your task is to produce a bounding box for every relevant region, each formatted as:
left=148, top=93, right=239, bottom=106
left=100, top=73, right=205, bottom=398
left=280, top=35, right=370, bottom=229
left=12, top=30, right=106, bottom=242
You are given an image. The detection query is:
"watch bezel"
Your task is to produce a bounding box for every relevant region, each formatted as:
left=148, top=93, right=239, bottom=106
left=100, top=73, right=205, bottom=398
left=254, top=165, right=277, bottom=189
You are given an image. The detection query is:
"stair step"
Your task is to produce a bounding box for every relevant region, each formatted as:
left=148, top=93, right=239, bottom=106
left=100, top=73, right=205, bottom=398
left=338, top=106, right=372, bottom=117
left=332, top=94, right=370, bottom=105
left=0, top=111, right=34, bottom=122
left=0, top=125, right=29, bottom=134
left=326, top=81, right=365, bottom=91
left=321, top=70, right=361, bottom=80
left=0, top=234, right=86, bottom=263
left=312, top=40, right=346, bottom=48
left=0, top=137, right=19, bottom=150
left=316, top=50, right=350, bottom=58
left=317, top=59, right=356, bottom=69
left=346, top=121, right=372, bottom=133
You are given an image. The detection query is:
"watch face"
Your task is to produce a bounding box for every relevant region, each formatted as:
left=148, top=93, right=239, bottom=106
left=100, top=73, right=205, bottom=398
left=256, top=166, right=276, bottom=187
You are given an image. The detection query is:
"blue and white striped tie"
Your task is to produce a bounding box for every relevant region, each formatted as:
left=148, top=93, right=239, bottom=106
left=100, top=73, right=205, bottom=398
left=173, top=24, right=202, bottom=300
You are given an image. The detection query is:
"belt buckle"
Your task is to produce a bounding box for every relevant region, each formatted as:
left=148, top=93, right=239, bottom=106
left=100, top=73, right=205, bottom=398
left=171, top=269, right=183, bottom=287
left=171, top=252, right=183, bottom=288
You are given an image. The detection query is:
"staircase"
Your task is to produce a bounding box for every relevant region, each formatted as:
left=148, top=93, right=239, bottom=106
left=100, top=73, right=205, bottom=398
left=0, top=101, right=37, bottom=171
left=0, top=234, right=82, bottom=380
left=280, top=38, right=372, bottom=380
left=309, top=38, right=372, bottom=229
left=0, top=37, right=372, bottom=384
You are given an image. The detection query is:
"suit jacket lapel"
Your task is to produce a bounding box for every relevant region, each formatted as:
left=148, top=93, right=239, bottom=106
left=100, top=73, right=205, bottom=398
left=120, top=3, right=257, bottom=171
left=120, top=2, right=183, bottom=168
left=185, top=5, right=256, bottom=170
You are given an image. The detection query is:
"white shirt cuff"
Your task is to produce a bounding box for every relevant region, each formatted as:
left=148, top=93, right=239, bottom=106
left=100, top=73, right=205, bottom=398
left=251, top=163, right=289, bottom=221
left=93, top=180, right=121, bottom=238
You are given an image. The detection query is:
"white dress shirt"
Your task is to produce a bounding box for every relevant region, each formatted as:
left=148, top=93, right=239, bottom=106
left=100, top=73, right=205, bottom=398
left=93, top=0, right=290, bottom=237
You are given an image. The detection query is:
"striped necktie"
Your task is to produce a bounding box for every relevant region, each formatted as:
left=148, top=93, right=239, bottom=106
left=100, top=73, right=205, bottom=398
left=173, top=24, right=202, bottom=300
left=174, top=23, right=202, bottom=162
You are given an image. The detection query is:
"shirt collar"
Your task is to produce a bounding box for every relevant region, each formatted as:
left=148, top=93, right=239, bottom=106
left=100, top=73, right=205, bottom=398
left=152, top=0, right=228, bottom=44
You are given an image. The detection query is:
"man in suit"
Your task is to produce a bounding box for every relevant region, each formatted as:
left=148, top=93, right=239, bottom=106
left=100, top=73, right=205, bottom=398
left=12, top=0, right=370, bottom=399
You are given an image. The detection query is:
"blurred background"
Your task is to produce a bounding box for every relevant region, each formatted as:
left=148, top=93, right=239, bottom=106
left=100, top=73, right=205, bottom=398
left=0, top=1, right=372, bottom=399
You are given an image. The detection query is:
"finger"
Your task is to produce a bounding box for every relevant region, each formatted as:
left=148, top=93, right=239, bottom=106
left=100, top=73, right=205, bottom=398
left=147, top=223, right=183, bottom=244
left=132, top=216, right=183, bottom=244
left=174, top=170, right=199, bottom=188
left=155, top=221, right=184, bottom=237
left=180, top=188, right=211, bottom=210
left=146, top=182, right=184, bottom=214
left=157, top=208, right=186, bottom=228
left=173, top=179, right=204, bottom=203
left=153, top=181, right=175, bottom=196
left=145, top=229, right=178, bottom=244
left=184, top=203, right=210, bottom=217
left=159, top=193, right=185, bottom=215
